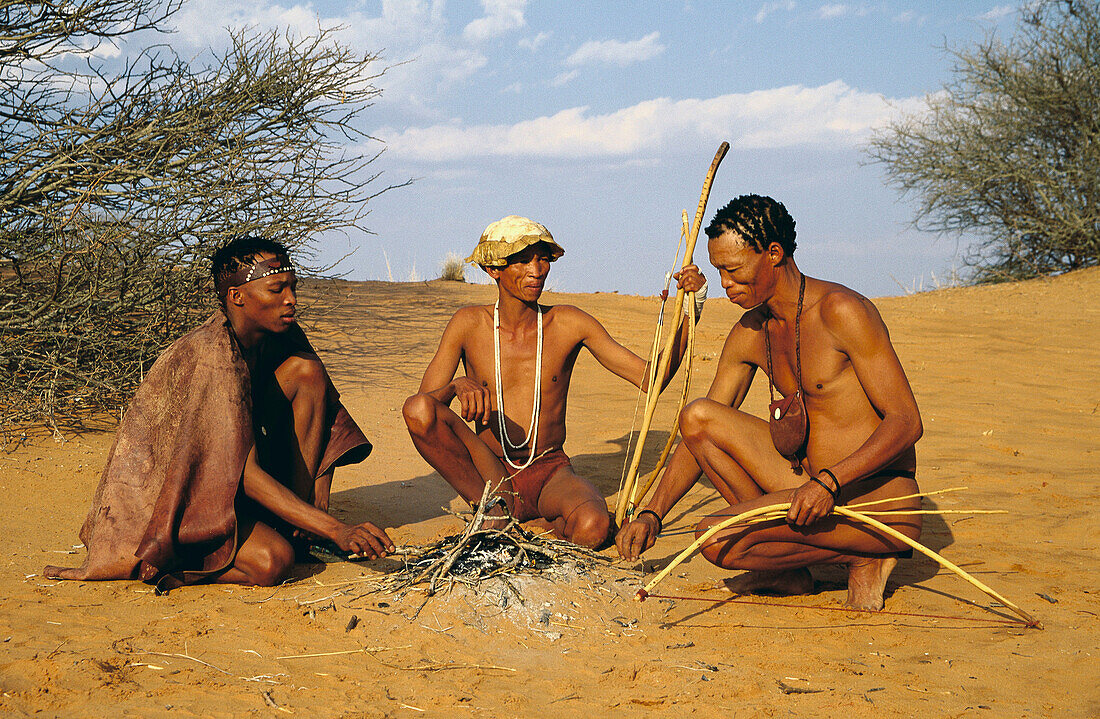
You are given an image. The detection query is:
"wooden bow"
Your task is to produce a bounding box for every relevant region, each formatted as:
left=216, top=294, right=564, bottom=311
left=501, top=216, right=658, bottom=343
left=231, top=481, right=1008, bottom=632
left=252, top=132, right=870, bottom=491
left=633, top=494, right=1042, bottom=629
left=614, top=141, right=729, bottom=528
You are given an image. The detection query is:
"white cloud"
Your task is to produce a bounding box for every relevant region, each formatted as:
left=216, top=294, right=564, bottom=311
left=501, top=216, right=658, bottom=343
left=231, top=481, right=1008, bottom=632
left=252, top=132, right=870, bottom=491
left=817, top=4, right=849, bottom=18
left=816, top=3, right=870, bottom=19
left=463, top=0, right=528, bottom=42
left=518, top=31, right=551, bottom=51
left=381, top=81, right=924, bottom=161
left=755, top=1, right=796, bottom=23
left=169, top=0, right=331, bottom=46
left=978, top=5, right=1015, bottom=21
left=165, top=0, right=487, bottom=119
left=551, top=69, right=579, bottom=86
left=565, top=32, right=665, bottom=67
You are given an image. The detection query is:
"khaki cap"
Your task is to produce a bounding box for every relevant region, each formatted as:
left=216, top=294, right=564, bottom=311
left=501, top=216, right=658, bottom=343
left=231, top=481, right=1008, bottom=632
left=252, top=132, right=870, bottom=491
left=465, top=215, right=565, bottom=267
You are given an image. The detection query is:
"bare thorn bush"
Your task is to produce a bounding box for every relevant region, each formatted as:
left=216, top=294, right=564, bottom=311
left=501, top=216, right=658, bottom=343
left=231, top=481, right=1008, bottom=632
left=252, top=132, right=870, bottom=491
left=0, top=0, right=409, bottom=438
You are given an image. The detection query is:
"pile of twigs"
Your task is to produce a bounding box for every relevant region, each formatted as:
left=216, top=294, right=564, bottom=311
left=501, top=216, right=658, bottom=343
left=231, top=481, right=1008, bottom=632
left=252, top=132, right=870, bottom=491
left=378, top=482, right=610, bottom=598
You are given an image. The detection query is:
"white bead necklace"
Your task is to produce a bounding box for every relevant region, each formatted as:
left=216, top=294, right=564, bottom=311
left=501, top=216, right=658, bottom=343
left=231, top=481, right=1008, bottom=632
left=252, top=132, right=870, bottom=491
left=493, top=300, right=542, bottom=471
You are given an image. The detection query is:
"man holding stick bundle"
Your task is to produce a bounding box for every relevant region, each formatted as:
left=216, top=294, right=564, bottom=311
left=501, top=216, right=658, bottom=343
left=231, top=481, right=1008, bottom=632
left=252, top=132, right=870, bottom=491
left=616, top=195, right=922, bottom=610
left=403, top=216, right=706, bottom=548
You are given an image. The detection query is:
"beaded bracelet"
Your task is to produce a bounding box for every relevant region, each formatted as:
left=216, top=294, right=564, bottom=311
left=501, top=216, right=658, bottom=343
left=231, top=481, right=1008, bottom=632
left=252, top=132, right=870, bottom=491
left=636, top=509, right=663, bottom=535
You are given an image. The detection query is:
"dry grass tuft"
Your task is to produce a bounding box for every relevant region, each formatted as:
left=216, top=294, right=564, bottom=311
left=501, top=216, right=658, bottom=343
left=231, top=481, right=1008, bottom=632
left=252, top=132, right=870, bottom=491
left=439, top=253, right=466, bottom=282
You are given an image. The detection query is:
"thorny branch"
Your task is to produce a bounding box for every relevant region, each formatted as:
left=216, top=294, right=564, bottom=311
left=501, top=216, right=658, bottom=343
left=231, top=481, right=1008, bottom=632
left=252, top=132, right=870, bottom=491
left=0, top=0, right=409, bottom=440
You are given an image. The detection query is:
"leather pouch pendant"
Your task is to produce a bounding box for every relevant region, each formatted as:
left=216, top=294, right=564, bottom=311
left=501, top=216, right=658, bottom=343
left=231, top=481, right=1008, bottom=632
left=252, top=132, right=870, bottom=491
left=764, top=273, right=809, bottom=469
left=769, top=390, right=808, bottom=462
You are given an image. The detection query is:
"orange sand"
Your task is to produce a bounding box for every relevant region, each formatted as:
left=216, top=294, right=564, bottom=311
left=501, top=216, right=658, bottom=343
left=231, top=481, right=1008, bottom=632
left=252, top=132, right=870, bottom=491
left=1, top=268, right=1097, bottom=717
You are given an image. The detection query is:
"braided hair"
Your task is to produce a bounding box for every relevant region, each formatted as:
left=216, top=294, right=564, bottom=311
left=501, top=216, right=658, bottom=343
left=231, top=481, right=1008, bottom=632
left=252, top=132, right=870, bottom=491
left=210, top=236, right=292, bottom=302
left=704, top=195, right=796, bottom=256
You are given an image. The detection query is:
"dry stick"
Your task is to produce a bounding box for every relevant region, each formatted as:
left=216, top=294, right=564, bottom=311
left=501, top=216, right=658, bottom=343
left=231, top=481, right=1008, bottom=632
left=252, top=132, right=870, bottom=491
left=412, top=472, right=538, bottom=595
left=276, top=645, right=410, bottom=660
left=703, top=487, right=972, bottom=519
left=619, top=215, right=697, bottom=511
left=616, top=256, right=674, bottom=503
left=846, top=486, right=969, bottom=509
left=832, top=506, right=1041, bottom=628
left=737, top=508, right=1003, bottom=522
left=638, top=504, right=789, bottom=595
left=616, top=141, right=729, bottom=526
left=365, top=652, right=517, bottom=673
left=635, top=501, right=1041, bottom=629
left=138, top=650, right=230, bottom=674
left=414, top=480, right=496, bottom=589
left=848, top=509, right=1007, bottom=516
left=659, top=507, right=1007, bottom=537
left=631, top=296, right=697, bottom=506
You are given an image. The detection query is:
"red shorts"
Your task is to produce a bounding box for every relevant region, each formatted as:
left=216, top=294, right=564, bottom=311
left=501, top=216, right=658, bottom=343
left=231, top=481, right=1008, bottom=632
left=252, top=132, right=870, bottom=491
left=502, top=449, right=572, bottom=522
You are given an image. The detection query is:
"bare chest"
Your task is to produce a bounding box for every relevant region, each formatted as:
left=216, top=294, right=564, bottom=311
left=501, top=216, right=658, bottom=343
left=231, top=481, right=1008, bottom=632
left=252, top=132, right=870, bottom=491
left=757, top=321, right=852, bottom=403
left=462, top=322, right=580, bottom=401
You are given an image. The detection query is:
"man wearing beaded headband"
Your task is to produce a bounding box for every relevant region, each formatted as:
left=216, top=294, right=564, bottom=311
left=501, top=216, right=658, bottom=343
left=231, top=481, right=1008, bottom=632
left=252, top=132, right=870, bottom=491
left=47, top=236, right=392, bottom=589
left=616, top=195, right=923, bottom=612
left=403, top=215, right=706, bottom=548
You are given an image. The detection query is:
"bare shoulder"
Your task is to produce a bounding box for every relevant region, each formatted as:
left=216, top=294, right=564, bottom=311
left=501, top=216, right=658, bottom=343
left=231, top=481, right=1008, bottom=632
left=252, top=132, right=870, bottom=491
left=543, top=303, right=601, bottom=332
left=448, top=304, right=491, bottom=331
left=814, top=281, right=888, bottom=342
left=720, top=306, right=767, bottom=362
left=543, top=303, right=589, bottom=320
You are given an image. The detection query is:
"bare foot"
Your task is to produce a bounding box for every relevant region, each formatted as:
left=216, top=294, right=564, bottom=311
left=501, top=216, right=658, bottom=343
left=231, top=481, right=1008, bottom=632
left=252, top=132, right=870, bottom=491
left=723, top=568, right=814, bottom=596
left=845, top=557, right=898, bottom=611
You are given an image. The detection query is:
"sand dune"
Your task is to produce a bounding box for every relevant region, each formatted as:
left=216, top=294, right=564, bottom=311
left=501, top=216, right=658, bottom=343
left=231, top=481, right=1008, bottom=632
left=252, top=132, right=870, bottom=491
left=1, top=268, right=1097, bottom=717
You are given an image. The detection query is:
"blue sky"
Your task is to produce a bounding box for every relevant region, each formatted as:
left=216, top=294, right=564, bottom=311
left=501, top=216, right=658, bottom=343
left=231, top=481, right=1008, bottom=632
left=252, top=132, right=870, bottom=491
left=159, top=1, right=1020, bottom=296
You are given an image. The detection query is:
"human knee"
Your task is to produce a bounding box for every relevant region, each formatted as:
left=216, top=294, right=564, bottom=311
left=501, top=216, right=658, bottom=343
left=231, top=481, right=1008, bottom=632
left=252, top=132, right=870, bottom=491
left=695, top=523, right=746, bottom=567
left=248, top=539, right=295, bottom=587
left=402, top=393, right=440, bottom=436
left=567, top=504, right=610, bottom=549
left=279, top=355, right=327, bottom=402
left=679, top=399, right=718, bottom=442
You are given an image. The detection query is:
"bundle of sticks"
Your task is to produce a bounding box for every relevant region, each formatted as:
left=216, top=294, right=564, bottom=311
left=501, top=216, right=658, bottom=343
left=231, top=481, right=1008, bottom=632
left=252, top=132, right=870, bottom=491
left=377, top=481, right=611, bottom=598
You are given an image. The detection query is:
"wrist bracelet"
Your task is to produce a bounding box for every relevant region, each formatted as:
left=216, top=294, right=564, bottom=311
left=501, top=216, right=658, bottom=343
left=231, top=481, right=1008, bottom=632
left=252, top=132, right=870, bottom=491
left=808, top=475, right=838, bottom=501
left=818, top=468, right=842, bottom=494
left=636, top=509, right=663, bottom=535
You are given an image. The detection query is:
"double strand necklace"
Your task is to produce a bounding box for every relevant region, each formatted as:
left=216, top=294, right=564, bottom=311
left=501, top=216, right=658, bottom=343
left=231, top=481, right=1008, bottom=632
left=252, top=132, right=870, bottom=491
left=493, top=300, right=543, bottom=471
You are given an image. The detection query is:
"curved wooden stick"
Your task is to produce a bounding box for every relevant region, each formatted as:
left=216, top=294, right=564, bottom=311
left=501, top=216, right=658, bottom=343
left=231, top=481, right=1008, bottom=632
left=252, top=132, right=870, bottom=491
left=846, top=486, right=969, bottom=509
left=615, top=224, right=685, bottom=504
left=832, top=506, right=1041, bottom=628
left=615, top=141, right=729, bottom=526
left=634, top=501, right=1041, bottom=629
left=629, top=292, right=697, bottom=509
left=637, top=503, right=790, bottom=595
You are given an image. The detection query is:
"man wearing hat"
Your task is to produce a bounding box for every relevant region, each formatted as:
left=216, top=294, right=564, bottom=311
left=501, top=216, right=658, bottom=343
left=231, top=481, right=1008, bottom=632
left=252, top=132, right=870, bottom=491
left=403, top=216, right=705, bottom=547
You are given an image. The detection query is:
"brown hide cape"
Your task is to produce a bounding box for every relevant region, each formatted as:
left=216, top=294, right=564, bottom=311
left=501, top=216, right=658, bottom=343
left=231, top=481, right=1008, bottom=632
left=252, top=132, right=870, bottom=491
left=44, top=311, right=371, bottom=586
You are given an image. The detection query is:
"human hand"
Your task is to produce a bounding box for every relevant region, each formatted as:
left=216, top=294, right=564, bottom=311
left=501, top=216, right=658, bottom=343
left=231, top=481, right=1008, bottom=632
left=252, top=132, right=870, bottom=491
left=451, top=376, right=491, bottom=423
left=673, top=264, right=706, bottom=294
left=334, top=522, right=394, bottom=559
left=616, top=512, right=661, bottom=560
left=786, top=478, right=835, bottom=527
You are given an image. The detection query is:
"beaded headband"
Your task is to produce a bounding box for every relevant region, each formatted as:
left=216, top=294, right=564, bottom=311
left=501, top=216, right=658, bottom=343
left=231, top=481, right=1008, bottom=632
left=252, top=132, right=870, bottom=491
left=217, top=254, right=295, bottom=296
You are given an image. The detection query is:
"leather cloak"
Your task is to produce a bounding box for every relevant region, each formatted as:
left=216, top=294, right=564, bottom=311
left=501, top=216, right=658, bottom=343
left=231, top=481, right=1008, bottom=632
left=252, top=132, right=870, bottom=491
left=44, top=311, right=370, bottom=585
